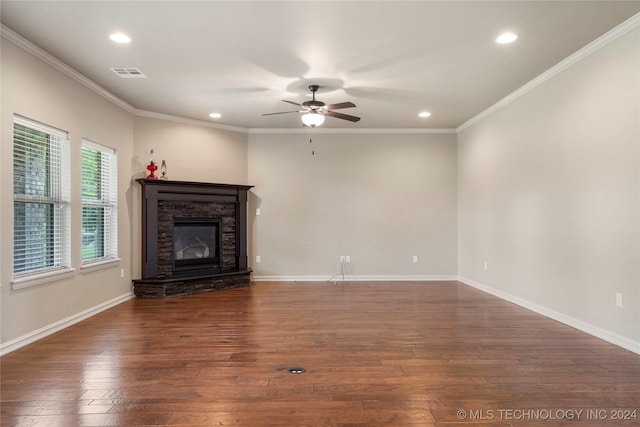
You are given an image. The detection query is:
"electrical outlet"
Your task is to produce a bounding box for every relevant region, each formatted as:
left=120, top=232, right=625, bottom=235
left=413, top=255, right=418, bottom=263
left=120, top=268, right=124, bottom=278
left=256, top=255, right=261, bottom=263
left=616, top=293, right=623, bottom=308
left=484, top=261, right=488, bottom=270
left=345, top=256, right=351, bottom=263
left=256, top=208, right=261, bottom=216
left=340, top=256, right=346, bottom=263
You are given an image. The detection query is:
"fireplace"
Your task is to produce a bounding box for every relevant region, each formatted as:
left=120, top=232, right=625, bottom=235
left=172, top=218, right=222, bottom=277
left=133, top=179, right=253, bottom=297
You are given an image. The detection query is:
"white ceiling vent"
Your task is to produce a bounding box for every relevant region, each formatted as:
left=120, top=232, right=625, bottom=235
left=111, top=68, right=147, bottom=78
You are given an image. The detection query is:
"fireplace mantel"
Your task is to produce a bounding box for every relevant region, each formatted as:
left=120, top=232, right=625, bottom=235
left=133, top=179, right=253, bottom=297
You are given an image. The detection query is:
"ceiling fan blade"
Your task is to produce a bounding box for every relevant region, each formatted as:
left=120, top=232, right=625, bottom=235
left=326, top=102, right=356, bottom=110
left=282, top=100, right=303, bottom=107
left=262, top=110, right=301, bottom=116
left=326, top=111, right=361, bottom=122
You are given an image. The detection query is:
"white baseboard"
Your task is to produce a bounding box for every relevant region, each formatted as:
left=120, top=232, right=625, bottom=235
left=251, top=275, right=458, bottom=282
left=0, top=292, right=134, bottom=356
left=458, top=276, right=640, bottom=355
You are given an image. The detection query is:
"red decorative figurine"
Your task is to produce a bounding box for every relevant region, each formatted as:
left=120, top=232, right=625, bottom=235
left=146, top=161, right=158, bottom=179
left=146, top=149, right=158, bottom=179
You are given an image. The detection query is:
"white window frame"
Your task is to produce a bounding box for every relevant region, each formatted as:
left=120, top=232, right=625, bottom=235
left=81, top=138, right=119, bottom=271
left=12, top=115, right=73, bottom=290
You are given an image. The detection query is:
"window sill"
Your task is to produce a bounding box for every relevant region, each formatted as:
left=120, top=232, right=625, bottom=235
left=11, top=267, right=76, bottom=290
left=81, top=258, right=121, bottom=274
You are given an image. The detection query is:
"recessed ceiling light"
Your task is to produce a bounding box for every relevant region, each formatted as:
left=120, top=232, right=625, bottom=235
left=496, top=32, right=518, bottom=44
left=209, top=113, right=222, bottom=119
left=109, top=33, right=131, bottom=44
left=419, top=111, right=431, bottom=118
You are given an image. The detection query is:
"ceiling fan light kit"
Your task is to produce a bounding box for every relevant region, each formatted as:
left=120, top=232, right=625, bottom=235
left=263, top=84, right=360, bottom=127
left=301, top=112, right=325, bottom=127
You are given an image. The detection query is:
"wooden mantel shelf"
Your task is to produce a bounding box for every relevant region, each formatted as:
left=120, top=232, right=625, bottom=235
left=136, top=178, right=254, bottom=192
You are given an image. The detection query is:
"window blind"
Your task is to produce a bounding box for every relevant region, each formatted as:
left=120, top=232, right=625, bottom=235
left=13, top=115, right=70, bottom=276
left=81, top=139, right=117, bottom=263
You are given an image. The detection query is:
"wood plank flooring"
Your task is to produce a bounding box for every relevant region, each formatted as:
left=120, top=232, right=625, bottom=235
left=2, top=281, right=639, bottom=426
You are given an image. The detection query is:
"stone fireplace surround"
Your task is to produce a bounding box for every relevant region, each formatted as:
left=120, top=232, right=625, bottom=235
left=133, top=179, right=253, bottom=297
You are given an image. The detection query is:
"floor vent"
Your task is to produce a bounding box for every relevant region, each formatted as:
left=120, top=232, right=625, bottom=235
left=111, top=67, right=147, bottom=78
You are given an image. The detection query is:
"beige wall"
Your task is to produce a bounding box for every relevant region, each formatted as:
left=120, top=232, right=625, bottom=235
left=458, top=28, right=640, bottom=346
left=132, top=116, right=248, bottom=184
left=0, top=39, right=250, bottom=348
left=130, top=116, right=249, bottom=278
left=2, top=21, right=638, bottom=354
left=248, top=132, right=458, bottom=279
left=1, top=39, right=134, bottom=345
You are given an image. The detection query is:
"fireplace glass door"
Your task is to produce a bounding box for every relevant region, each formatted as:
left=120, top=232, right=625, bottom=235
left=172, top=218, right=222, bottom=277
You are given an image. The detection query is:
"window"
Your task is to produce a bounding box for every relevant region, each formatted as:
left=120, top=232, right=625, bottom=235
left=81, top=139, right=117, bottom=265
left=13, top=115, right=72, bottom=287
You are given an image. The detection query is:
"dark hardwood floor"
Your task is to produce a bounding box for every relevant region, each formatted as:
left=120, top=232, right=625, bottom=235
left=2, top=281, right=639, bottom=426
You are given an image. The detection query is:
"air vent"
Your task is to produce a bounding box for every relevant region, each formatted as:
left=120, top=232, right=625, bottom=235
left=111, top=68, right=147, bottom=78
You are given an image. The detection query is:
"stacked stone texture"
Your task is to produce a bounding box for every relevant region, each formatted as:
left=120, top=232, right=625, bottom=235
left=157, top=200, right=236, bottom=278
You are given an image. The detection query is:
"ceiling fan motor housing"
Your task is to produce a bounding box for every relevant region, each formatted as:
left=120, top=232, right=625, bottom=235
left=304, top=85, right=325, bottom=110
left=303, top=100, right=325, bottom=109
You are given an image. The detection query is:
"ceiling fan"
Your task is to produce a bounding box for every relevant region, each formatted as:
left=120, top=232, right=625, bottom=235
left=263, top=85, right=360, bottom=127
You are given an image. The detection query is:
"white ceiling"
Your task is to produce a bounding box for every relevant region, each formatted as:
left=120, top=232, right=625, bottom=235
left=2, top=1, right=639, bottom=130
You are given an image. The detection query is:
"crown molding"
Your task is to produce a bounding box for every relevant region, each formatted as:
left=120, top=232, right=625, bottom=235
left=133, top=109, right=249, bottom=133
left=132, top=111, right=453, bottom=135
left=2, top=23, right=453, bottom=135
left=248, top=127, right=456, bottom=134
left=1, top=24, right=137, bottom=114
left=6, top=9, right=637, bottom=138
left=457, top=12, right=640, bottom=133
left=1, top=24, right=251, bottom=134
left=0, top=23, right=455, bottom=135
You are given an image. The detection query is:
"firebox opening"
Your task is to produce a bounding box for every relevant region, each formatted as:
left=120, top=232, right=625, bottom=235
left=173, top=218, right=222, bottom=277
